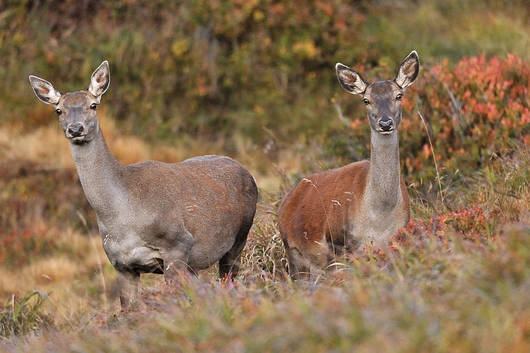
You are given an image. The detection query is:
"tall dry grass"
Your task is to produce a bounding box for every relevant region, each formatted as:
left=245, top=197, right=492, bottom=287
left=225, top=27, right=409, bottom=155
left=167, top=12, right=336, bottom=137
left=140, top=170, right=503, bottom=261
left=1, top=120, right=528, bottom=349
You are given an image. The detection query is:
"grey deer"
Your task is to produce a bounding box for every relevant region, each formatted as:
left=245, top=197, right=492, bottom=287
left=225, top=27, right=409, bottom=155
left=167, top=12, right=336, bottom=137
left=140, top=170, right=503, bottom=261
left=279, top=51, right=419, bottom=278
left=29, top=61, right=258, bottom=309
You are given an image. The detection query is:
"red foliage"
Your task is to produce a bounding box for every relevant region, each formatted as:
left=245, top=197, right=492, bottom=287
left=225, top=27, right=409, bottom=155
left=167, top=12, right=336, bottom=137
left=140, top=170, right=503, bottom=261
left=0, top=226, right=58, bottom=267
left=399, top=54, right=529, bottom=180
left=394, top=205, right=502, bottom=247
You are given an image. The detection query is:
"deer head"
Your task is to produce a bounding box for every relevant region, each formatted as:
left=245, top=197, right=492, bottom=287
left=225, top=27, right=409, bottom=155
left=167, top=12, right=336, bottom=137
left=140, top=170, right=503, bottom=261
left=29, top=61, right=110, bottom=144
left=335, top=51, right=419, bottom=135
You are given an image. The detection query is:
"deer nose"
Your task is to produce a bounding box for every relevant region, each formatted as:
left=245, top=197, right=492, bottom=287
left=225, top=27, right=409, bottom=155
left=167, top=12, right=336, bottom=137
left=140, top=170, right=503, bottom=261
left=67, top=122, right=85, bottom=137
left=378, top=118, right=394, bottom=131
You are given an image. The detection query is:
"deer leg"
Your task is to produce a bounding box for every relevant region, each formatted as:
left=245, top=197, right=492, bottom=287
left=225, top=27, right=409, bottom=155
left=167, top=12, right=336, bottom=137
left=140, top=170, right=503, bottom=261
left=219, top=250, right=242, bottom=281
left=162, top=229, right=195, bottom=285
left=288, top=242, right=328, bottom=281
left=117, top=270, right=139, bottom=311
left=287, top=246, right=311, bottom=280
left=219, top=215, right=253, bottom=280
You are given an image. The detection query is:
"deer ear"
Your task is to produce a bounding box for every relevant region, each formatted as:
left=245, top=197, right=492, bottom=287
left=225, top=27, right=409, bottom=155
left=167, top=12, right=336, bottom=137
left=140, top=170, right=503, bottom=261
left=28, top=75, right=61, bottom=105
left=88, top=60, right=110, bottom=99
left=395, top=50, right=420, bottom=88
left=335, top=63, right=368, bottom=95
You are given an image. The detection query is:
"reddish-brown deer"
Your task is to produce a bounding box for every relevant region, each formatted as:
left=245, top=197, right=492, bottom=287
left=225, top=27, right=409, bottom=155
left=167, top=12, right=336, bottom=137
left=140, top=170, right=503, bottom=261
left=279, top=51, right=420, bottom=279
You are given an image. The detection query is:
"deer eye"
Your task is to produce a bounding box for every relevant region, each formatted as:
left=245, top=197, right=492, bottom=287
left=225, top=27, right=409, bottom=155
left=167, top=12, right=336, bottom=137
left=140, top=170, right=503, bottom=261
left=362, top=98, right=370, bottom=105
left=90, top=103, right=97, bottom=110
left=55, top=108, right=62, bottom=116
left=396, top=93, right=403, bottom=101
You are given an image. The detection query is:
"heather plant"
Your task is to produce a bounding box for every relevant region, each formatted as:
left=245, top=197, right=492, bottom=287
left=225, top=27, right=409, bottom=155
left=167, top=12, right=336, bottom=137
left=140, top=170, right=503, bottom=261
left=405, top=54, right=529, bottom=181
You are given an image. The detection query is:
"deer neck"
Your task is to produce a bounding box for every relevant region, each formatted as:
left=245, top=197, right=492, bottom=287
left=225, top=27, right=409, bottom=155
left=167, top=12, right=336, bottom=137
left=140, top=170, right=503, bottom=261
left=69, top=125, right=127, bottom=220
left=364, top=130, right=402, bottom=212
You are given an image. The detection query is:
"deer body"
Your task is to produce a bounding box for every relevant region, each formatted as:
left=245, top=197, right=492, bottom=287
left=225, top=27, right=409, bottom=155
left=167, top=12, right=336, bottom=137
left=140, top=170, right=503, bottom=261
left=71, top=132, right=255, bottom=273
left=279, top=52, right=419, bottom=278
left=29, top=62, right=258, bottom=308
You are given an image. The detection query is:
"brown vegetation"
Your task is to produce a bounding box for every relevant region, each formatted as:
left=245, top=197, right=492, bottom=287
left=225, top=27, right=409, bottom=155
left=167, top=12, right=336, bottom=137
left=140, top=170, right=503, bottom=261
left=0, top=0, right=529, bottom=351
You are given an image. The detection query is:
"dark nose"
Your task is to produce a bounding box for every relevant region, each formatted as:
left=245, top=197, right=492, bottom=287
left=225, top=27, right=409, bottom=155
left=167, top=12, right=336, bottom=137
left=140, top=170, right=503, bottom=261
left=378, top=118, right=394, bottom=131
left=67, top=122, right=85, bottom=137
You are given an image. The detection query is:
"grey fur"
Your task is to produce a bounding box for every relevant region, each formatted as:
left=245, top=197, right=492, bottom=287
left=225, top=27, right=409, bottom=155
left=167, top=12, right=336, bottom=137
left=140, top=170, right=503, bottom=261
left=29, top=62, right=258, bottom=309
left=356, top=130, right=407, bottom=246
left=336, top=51, right=420, bottom=247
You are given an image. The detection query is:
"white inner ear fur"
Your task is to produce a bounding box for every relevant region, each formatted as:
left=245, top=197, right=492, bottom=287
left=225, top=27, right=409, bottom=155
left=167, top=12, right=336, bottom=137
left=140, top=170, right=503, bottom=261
left=88, top=61, right=110, bottom=99
left=29, top=75, right=61, bottom=105
left=336, top=63, right=367, bottom=94
left=395, top=51, right=419, bottom=88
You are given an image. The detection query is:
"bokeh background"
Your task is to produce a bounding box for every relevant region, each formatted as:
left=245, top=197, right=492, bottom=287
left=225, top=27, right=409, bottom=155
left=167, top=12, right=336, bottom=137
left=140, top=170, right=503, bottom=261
left=0, top=1, right=529, bottom=351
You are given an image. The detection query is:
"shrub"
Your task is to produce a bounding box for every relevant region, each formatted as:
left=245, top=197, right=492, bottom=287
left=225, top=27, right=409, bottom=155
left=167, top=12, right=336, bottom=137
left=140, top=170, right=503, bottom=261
left=405, top=54, right=529, bottom=181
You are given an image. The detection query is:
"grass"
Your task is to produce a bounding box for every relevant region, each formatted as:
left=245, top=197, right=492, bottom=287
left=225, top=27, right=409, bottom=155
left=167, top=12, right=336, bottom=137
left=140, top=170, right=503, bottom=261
left=0, top=1, right=529, bottom=351
left=2, top=222, right=529, bottom=352
left=0, top=291, right=51, bottom=338
left=0, top=119, right=528, bottom=351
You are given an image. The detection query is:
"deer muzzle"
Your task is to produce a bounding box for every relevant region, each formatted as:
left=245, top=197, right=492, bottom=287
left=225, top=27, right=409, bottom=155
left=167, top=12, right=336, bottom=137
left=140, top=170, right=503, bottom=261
left=377, top=117, right=394, bottom=134
left=66, top=122, right=86, bottom=140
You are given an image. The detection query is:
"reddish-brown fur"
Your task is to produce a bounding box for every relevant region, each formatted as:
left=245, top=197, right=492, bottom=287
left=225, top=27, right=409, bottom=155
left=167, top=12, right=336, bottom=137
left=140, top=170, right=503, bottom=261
left=279, top=51, right=419, bottom=278
left=279, top=160, right=409, bottom=275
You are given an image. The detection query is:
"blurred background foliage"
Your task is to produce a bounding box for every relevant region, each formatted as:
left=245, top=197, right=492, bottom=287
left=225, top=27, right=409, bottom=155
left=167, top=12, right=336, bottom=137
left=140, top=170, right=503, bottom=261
left=0, top=0, right=528, bottom=188
left=0, top=1, right=529, bottom=346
